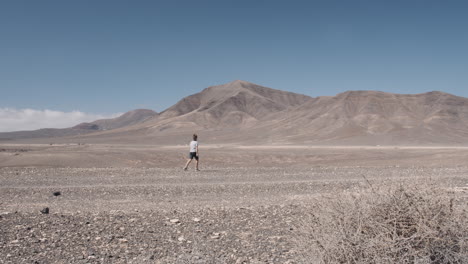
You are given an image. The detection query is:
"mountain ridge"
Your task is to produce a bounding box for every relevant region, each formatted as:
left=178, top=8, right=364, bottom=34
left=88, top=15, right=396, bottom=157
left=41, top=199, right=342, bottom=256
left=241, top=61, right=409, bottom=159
left=2, top=81, right=468, bottom=145
left=0, top=109, right=157, bottom=140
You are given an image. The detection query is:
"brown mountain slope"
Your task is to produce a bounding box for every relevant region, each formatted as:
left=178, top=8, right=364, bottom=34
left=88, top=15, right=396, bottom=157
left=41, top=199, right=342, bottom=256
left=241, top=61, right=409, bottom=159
left=160, top=80, right=310, bottom=119
left=54, top=80, right=312, bottom=143
left=250, top=90, right=468, bottom=145
left=71, top=82, right=468, bottom=145
left=146, top=80, right=312, bottom=131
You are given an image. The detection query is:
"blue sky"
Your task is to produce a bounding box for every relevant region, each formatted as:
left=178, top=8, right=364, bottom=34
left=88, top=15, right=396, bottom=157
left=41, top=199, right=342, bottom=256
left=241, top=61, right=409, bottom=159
left=1, top=0, right=468, bottom=130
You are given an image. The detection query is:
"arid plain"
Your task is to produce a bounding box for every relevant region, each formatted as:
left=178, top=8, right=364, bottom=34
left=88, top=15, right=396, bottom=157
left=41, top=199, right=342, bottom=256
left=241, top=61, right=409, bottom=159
left=1, top=143, right=468, bottom=263
left=2, top=81, right=468, bottom=263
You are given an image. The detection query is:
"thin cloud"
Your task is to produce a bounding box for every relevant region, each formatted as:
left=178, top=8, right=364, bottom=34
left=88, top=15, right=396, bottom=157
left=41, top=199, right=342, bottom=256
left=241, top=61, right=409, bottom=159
left=0, top=108, right=121, bottom=132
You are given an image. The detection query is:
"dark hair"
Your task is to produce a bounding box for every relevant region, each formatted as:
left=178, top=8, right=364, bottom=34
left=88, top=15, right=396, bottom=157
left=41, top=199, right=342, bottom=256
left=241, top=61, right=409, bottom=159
left=193, top=134, right=198, bottom=141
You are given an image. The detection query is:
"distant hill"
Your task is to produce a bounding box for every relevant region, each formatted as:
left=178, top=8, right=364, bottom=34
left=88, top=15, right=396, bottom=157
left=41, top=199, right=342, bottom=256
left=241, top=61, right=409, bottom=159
left=0, top=109, right=158, bottom=140
left=3, top=81, right=468, bottom=145
left=92, top=109, right=158, bottom=130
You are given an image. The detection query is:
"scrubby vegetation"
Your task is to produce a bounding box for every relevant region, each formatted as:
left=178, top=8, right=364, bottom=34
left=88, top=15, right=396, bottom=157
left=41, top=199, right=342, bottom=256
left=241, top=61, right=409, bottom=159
left=297, top=182, right=468, bottom=263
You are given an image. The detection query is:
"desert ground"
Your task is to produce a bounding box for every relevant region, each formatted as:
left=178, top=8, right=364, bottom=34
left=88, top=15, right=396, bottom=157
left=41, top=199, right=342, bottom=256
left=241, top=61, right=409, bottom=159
left=1, top=144, right=468, bottom=263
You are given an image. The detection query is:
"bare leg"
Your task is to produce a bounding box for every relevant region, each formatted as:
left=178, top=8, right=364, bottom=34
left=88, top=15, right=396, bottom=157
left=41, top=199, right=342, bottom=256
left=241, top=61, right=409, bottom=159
left=195, top=159, right=199, bottom=171
left=183, top=159, right=191, bottom=170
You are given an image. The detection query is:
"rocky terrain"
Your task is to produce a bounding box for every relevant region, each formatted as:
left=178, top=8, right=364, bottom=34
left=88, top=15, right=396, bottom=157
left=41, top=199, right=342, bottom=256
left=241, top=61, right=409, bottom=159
left=1, top=145, right=468, bottom=263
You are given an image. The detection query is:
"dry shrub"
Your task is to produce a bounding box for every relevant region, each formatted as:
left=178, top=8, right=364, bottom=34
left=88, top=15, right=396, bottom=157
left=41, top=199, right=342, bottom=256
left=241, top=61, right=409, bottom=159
left=296, top=181, right=468, bottom=264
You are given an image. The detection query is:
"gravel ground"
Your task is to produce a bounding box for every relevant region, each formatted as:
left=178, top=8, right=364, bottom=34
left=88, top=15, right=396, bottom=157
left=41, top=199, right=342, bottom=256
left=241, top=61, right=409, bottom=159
left=1, top=206, right=301, bottom=264
left=1, top=165, right=468, bottom=263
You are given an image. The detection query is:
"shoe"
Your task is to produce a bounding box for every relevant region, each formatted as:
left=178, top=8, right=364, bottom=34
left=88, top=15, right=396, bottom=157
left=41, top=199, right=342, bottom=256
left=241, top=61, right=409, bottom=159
left=183, top=167, right=188, bottom=171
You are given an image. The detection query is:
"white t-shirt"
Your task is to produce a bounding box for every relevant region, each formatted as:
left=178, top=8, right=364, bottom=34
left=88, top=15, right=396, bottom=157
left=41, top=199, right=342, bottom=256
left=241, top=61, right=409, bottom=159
left=189, top=140, right=198, bottom=153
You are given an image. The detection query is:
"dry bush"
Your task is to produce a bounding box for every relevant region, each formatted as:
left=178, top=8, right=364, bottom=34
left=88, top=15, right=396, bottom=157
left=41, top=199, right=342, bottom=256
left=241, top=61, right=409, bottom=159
left=296, top=181, right=468, bottom=264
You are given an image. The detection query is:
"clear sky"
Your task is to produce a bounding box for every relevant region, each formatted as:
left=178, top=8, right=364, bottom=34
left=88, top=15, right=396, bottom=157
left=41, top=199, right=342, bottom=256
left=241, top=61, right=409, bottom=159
left=1, top=0, right=468, bottom=131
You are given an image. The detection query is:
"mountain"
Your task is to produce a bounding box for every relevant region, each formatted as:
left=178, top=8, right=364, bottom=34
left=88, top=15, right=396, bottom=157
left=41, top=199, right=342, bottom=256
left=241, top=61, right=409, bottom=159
left=65, top=81, right=468, bottom=145
left=65, top=80, right=312, bottom=143
left=253, top=90, right=468, bottom=145
left=3, top=81, right=468, bottom=145
left=161, top=80, right=310, bottom=118
left=0, top=109, right=158, bottom=141
left=92, top=109, right=158, bottom=130
left=154, top=80, right=311, bottom=129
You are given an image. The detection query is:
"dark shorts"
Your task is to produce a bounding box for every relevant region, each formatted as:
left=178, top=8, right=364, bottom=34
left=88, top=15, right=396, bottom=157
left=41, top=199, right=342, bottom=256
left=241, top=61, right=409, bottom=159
left=189, top=152, right=199, bottom=160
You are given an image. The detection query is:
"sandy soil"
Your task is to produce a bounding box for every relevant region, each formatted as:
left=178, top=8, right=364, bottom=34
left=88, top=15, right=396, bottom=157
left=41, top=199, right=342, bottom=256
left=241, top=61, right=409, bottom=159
left=1, top=144, right=468, bottom=263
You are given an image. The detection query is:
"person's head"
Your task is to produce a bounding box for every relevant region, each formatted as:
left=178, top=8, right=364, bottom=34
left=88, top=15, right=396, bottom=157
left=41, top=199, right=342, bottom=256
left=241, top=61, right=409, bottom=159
left=193, top=134, right=198, bottom=141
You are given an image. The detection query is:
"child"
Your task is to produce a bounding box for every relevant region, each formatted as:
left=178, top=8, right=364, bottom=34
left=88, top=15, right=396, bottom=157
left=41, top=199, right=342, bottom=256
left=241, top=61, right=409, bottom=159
left=183, top=134, right=199, bottom=171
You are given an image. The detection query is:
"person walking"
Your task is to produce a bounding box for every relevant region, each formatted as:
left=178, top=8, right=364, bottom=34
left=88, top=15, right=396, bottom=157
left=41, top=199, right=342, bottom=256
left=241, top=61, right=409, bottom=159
left=183, top=134, right=199, bottom=171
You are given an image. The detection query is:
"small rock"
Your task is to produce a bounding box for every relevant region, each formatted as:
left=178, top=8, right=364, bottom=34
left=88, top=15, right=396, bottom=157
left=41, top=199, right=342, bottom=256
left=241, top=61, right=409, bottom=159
left=192, top=217, right=201, bottom=222
left=236, top=257, right=246, bottom=264
left=40, top=207, right=49, bottom=214
left=10, top=240, right=20, bottom=244
left=210, top=233, right=221, bottom=239
left=177, top=236, right=185, bottom=242
left=170, top=219, right=180, bottom=224
left=118, top=238, right=128, bottom=243
left=53, top=191, right=61, bottom=196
